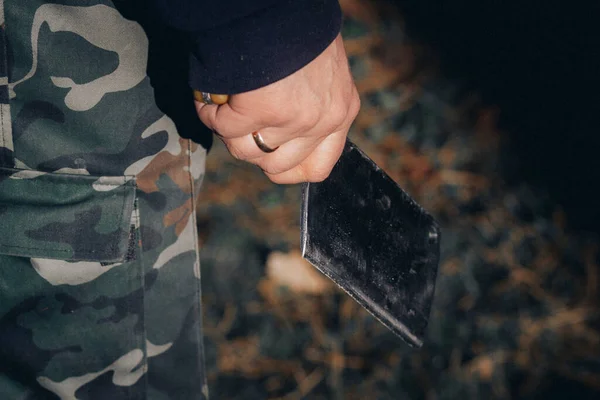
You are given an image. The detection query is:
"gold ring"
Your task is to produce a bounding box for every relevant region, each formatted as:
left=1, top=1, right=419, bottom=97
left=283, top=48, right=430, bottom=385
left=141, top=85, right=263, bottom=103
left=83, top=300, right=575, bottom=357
left=252, top=132, right=278, bottom=153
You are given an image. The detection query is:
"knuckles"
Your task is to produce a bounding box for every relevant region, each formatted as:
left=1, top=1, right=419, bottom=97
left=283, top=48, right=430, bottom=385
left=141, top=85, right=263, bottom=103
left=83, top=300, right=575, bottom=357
left=325, top=103, right=347, bottom=132
left=296, top=109, right=321, bottom=131
left=321, top=89, right=361, bottom=134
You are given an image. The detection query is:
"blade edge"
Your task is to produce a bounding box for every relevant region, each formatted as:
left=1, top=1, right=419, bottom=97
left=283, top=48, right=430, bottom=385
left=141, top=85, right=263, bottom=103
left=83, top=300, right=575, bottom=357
left=300, top=182, right=310, bottom=258
left=303, top=246, right=425, bottom=348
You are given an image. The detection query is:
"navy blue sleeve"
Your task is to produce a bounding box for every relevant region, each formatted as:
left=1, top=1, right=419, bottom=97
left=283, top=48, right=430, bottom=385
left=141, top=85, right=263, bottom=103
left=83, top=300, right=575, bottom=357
left=152, top=0, right=343, bottom=94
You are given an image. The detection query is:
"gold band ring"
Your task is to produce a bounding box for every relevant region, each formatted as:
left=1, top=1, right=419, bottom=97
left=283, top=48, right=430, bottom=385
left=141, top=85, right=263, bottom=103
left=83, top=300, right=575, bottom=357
left=252, top=132, right=278, bottom=153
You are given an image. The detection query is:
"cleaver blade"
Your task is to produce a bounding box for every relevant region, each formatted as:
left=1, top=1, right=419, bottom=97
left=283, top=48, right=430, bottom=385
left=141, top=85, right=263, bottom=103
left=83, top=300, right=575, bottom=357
left=300, top=140, right=440, bottom=347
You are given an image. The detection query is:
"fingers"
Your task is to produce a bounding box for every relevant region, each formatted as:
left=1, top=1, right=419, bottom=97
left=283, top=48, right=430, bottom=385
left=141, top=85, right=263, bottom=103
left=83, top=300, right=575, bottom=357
left=264, top=129, right=347, bottom=184
left=195, top=100, right=264, bottom=138
left=261, top=137, right=322, bottom=176
left=220, top=133, right=279, bottom=162
left=221, top=116, right=334, bottom=163
left=219, top=91, right=357, bottom=164
left=196, top=98, right=319, bottom=144
left=221, top=126, right=347, bottom=183
left=247, top=136, right=325, bottom=175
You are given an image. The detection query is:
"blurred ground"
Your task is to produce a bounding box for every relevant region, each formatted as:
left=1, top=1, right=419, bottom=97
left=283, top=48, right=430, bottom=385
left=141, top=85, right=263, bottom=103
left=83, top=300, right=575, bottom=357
left=195, top=1, right=600, bottom=398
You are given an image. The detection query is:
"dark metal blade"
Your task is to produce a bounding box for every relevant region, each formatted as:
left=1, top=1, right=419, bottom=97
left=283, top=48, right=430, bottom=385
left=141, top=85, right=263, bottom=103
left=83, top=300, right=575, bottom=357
left=300, top=140, right=440, bottom=347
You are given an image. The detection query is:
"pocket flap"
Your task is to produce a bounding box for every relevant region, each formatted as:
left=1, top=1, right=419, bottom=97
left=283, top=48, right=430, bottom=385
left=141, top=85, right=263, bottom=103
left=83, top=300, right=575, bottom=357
left=0, top=167, right=136, bottom=263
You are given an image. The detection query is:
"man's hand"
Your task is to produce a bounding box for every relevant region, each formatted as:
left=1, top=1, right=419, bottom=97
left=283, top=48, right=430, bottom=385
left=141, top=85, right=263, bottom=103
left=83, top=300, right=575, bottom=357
left=195, top=34, right=360, bottom=184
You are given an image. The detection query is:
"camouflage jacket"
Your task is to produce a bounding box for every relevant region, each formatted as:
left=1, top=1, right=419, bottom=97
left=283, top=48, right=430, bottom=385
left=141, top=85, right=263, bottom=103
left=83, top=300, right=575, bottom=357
left=0, top=1, right=208, bottom=398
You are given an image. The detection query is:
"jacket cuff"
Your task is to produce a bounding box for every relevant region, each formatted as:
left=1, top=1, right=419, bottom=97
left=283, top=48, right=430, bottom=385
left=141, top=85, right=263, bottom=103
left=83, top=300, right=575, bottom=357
left=188, top=0, right=342, bottom=94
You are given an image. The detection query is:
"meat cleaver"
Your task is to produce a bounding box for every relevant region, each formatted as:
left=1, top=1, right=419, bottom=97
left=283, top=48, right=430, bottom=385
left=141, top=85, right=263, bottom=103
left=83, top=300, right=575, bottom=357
left=301, top=140, right=440, bottom=347
left=198, top=92, right=440, bottom=347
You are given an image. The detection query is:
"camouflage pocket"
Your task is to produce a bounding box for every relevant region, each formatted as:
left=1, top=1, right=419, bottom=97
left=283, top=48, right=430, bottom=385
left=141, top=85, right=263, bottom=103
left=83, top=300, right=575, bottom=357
left=0, top=167, right=148, bottom=398
left=0, top=167, right=137, bottom=263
